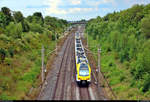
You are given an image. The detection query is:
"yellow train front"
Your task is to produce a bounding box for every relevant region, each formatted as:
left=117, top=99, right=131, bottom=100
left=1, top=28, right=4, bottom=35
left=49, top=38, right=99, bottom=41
left=76, top=62, right=91, bottom=85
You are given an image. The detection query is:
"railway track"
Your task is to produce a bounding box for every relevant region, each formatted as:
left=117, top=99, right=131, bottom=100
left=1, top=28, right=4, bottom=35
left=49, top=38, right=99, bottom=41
left=52, top=34, right=73, bottom=100
left=37, top=26, right=107, bottom=100
left=79, top=87, right=90, bottom=100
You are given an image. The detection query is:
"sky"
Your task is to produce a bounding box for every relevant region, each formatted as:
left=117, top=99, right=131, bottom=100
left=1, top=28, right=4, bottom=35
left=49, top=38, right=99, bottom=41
left=0, top=0, right=150, bottom=21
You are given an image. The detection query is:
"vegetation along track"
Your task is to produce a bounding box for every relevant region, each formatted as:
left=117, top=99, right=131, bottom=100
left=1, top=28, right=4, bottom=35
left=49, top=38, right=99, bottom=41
left=81, top=33, right=115, bottom=100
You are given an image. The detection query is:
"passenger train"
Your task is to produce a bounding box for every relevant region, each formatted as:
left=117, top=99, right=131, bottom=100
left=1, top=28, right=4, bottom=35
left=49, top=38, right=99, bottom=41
left=75, top=32, right=91, bottom=85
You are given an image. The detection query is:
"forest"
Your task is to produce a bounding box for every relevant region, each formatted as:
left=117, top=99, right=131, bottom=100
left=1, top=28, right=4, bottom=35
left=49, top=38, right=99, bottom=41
left=0, top=7, right=68, bottom=99
left=85, top=4, right=150, bottom=99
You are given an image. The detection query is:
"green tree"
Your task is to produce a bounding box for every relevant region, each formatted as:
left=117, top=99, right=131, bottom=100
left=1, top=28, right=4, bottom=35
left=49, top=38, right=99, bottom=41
left=1, top=7, right=11, bottom=17
left=5, top=22, right=23, bottom=38
left=29, top=23, right=43, bottom=33
left=32, top=12, right=44, bottom=25
left=86, top=3, right=150, bottom=92
left=141, top=16, right=150, bottom=38
left=1, top=7, right=12, bottom=25
left=0, top=12, right=7, bottom=27
left=0, top=48, right=6, bottom=63
left=26, top=16, right=32, bottom=23
left=13, top=11, right=24, bottom=23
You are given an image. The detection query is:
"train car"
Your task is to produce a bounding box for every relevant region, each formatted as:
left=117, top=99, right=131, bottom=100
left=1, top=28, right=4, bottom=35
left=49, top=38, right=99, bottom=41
left=74, top=31, right=91, bottom=85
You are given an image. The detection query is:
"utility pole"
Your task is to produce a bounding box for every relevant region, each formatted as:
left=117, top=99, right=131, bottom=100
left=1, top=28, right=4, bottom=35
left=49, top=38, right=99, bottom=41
left=97, top=44, right=101, bottom=89
left=41, top=45, right=45, bottom=83
left=98, top=45, right=101, bottom=73
left=87, top=31, right=88, bottom=48
left=55, top=33, right=57, bottom=54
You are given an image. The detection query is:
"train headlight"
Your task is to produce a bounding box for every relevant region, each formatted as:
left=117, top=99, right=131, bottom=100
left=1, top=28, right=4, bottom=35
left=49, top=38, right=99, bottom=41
left=86, top=78, right=90, bottom=80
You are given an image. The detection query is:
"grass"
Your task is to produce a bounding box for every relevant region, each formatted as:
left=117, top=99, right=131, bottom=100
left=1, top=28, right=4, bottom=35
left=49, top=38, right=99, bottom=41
left=86, top=34, right=150, bottom=100
left=0, top=33, right=56, bottom=100
left=0, top=31, right=68, bottom=100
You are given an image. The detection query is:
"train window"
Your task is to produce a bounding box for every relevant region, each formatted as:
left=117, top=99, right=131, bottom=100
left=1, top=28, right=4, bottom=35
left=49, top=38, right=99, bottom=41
left=76, top=39, right=80, bottom=41
left=79, top=70, right=89, bottom=76
left=75, top=38, right=80, bottom=40
left=79, top=64, right=89, bottom=76
left=76, top=41, right=80, bottom=43
left=77, top=54, right=86, bottom=59
left=76, top=44, right=81, bottom=47
left=77, top=48, right=83, bottom=51
left=76, top=39, right=80, bottom=43
left=77, top=58, right=81, bottom=63
left=80, top=64, right=88, bottom=69
left=80, top=59, right=88, bottom=63
left=77, top=51, right=84, bottom=55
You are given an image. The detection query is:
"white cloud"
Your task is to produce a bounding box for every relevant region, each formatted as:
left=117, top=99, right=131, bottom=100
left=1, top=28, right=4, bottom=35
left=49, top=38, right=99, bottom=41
left=44, top=0, right=67, bottom=15
left=86, top=0, right=116, bottom=6
left=68, top=7, right=95, bottom=14
left=43, top=0, right=116, bottom=16
left=124, top=0, right=149, bottom=6
left=44, top=0, right=97, bottom=15
left=70, top=0, right=81, bottom=5
left=101, top=8, right=111, bottom=12
left=98, top=0, right=114, bottom=4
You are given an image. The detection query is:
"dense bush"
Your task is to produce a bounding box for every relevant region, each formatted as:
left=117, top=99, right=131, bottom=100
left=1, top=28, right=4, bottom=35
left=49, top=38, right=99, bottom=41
left=86, top=4, right=150, bottom=92
left=0, top=6, right=68, bottom=99
left=0, top=48, right=6, bottom=63
left=5, top=22, right=23, bottom=38
left=29, top=23, right=43, bottom=34
left=141, top=15, right=150, bottom=38
left=0, top=12, right=7, bottom=27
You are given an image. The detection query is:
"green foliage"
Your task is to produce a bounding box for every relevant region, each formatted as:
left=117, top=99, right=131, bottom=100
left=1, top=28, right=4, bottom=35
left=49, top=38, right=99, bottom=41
left=0, top=27, right=4, bottom=34
left=141, top=15, right=150, bottom=38
left=26, top=16, right=32, bottom=23
left=142, top=74, right=150, bottom=92
left=5, top=22, right=23, bottom=38
left=51, top=34, right=56, bottom=41
left=0, top=93, right=11, bottom=100
left=44, top=16, right=67, bottom=33
left=0, top=48, right=6, bottom=63
left=0, top=6, right=68, bottom=100
left=27, top=12, right=44, bottom=26
left=21, top=20, right=30, bottom=32
left=1, top=7, right=11, bottom=17
left=0, top=12, right=7, bottom=27
left=29, top=23, right=43, bottom=33
left=4, top=57, right=13, bottom=65
left=13, top=11, right=24, bottom=23
left=8, top=47, right=14, bottom=58
left=1, top=7, right=12, bottom=25
left=86, top=3, right=150, bottom=93
left=131, top=46, right=150, bottom=80
left=0, top=34, right=10, bottom=41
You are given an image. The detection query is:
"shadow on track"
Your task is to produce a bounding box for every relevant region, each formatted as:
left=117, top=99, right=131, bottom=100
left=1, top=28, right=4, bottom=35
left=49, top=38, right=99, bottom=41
left=77, top=81, right=90, bottom=87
